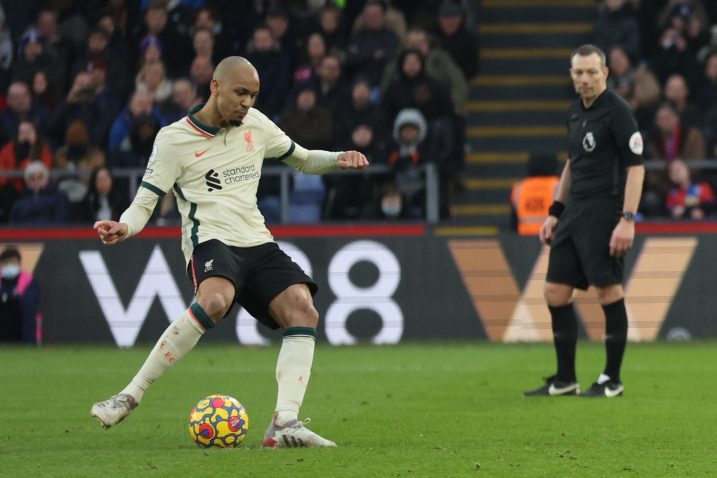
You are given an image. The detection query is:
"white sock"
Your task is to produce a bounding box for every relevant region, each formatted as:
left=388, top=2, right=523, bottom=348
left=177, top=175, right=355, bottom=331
left=274, top=329, right=316, bottom=426
left=120, top=305, right=210, bottom=403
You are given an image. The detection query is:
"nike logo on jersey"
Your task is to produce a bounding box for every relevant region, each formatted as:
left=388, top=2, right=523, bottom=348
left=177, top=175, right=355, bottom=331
left=548, top=382, right=578, bottom=396
left=195, top=149, right=209, bottom=158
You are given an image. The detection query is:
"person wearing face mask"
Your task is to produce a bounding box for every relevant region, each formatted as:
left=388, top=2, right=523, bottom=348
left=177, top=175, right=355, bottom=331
left=0, top=247, right=39, bottom=344
left=54, top=120, right=106, bottom=208
left=0, top=120, right=53, bottom=222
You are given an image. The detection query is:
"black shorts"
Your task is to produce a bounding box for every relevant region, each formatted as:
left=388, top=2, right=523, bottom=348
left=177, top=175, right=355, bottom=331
left=186, top=239, right=318, bottom=329
left=546, top=197, right=623, bottom=290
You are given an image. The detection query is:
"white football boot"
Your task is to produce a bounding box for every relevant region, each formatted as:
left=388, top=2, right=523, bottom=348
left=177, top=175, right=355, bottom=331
left=90, top=394, right=137, bottom=429
left=262, top=417, right=337, bottom=448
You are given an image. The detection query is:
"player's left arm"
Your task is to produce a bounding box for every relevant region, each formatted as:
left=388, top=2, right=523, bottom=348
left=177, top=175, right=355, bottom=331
left=610, top=103, right=645, bottom=257
left=282, top=146, right=369, bottom=174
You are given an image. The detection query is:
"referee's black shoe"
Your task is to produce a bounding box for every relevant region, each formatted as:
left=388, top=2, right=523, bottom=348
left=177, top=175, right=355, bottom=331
left=523, top=375, right=580, bottom=397
left=582, top=378, right=624, bottom=398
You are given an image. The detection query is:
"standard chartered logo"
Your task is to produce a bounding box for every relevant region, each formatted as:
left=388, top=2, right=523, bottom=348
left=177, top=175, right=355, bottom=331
left=222, top=165, right=260, bottom=184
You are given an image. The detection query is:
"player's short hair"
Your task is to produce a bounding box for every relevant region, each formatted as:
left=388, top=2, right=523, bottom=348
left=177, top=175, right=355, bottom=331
left=570, top=44, right=606, bottom=68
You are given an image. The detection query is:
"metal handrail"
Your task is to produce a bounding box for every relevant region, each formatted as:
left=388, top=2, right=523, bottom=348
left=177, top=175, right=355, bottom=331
left=0, top=163, right=441, bottom=223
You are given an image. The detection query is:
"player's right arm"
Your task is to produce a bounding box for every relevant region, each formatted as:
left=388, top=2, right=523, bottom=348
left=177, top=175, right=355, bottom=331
left=94, top=132, right=180, bottom=246
left=540, top=159, right=571, bottom=245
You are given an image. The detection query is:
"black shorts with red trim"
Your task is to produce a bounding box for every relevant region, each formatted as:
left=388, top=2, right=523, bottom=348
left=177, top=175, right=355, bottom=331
left=186, top=239, right=317, bottom=329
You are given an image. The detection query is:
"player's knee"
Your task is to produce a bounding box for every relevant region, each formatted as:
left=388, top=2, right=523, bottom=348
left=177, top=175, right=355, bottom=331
left=543, top=283, right=572, bottom=307
left=596, top=285, right=624, bottom=305
left=197, top=292, right=231, bottom=322
left=287, top=298, right=319, bottom=327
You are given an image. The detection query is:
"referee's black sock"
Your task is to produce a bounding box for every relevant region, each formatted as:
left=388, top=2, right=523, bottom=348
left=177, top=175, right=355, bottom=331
left=602, top=298, right=628, bottom=382
left=549, top=303, right=578, bottom=383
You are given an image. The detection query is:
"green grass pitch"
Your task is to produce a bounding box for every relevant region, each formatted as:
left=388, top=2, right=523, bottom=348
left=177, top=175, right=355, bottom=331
left=2, top=342, right=715, bottom=477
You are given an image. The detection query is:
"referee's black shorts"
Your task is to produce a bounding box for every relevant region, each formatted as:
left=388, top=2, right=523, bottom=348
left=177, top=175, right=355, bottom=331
left=546, top=197, right=624, bottom=290
left=186, top=239, right=317, bottom=329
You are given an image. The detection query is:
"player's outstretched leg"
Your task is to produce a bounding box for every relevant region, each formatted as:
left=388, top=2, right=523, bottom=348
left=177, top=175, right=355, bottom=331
left=262, top=327, right=335, bottom=448
left=90, top=304, right=212, bottom=428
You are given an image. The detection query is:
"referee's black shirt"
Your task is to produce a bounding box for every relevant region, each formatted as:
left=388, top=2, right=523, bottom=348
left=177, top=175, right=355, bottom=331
left=566, top=89, right=643, bottom=201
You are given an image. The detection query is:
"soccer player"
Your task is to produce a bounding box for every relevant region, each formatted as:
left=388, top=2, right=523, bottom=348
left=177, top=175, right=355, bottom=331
left=90, top=56, right=369, bottom=447
left=523, top=44, right=645, bottom=398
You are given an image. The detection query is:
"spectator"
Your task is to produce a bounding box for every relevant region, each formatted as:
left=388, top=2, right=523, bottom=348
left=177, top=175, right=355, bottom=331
left=382, top=108, right=453, bottom=218
left=275, top=84, right=334, bottom=223
left=0, top=81, right=49, bottom=147
left=191, top=27, right=221, bottom=65
left=135, top=60, right=173, bottom=105
left=651, top=24, right=701, bottom=90
left=12, top=28, right=61, bottom=92
left=0, top=4, right=13, bottom=93
left=351, top=0, right=408, bottom=44
left=593, top=0, right=641, bottom=61
left=0, top=120, right=53, bottom=200
left=108, top=92, right=162, bottom=170
left=279, top=84, right=333, bottom=150
left=192, top=7, right=232, bottom=60
left=54, top=120, right=106, bottom=206
left=665, top=158, right=715, bottom=219
left=45, top=69, right=119, bottom=150
left=265, top=7, right=300, bottom=70
left=31, top=70, right=61, bottom=112
left=510, top=152, right=560, bottom=235
left=160, top=78, right=200, bottom=124
left=130, top=3, right=191, bottom=78
left=34, top=7, right=72, bottom=93
left=697, top=50, right=717, bottom=107
left=243, top=24, right=291, bottom=119
left=189, top=55, right=214, bottom=102
left=664, top=72, right=702, bottom=129
left=325, top=115, right=385, bottom=219
left=334, top=77, right=387, bottom=152
left=312, top=54, right=349, bottom=111
left=293, top=31, right=327, bottom=85
left=74, top=166, right=129, bottom=223
left=73, top=27, right=131, bottom=105
left=315, top=3, right=348, bottom=55
left=345, top=0, right=401, bottom=86
left=381, top=27, right=468, bottom=114
left=382, top=48, right=453, bottom=125
left=606, top=45, right=661, bottom=129
left=9, top=161, right=70, bottom=224
left=431, top=1, right=480, bottom=81
left=649, top=102, right=705, bottom=161
left=657, top=0, right=711, bottom=55
left=0, top=247, right=39, bottom=344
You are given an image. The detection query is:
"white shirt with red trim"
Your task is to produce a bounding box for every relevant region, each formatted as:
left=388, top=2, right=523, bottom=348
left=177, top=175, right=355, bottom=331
left=120, top=107, right=310, bottom=264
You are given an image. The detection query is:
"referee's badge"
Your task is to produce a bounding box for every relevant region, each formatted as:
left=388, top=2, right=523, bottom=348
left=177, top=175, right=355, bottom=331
left=582, top=132, right=596, bottom=152
left=629, top=131, right=644, bottom=155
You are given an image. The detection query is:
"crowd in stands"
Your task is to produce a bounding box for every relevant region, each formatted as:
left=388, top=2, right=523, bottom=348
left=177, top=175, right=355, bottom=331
left=595, top=0, right=717, bottom=219
left=0, top=0, right=479, bottom=226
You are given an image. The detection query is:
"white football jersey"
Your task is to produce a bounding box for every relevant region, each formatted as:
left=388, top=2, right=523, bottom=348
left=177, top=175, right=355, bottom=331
left=139, top=106, right=307, bottom=263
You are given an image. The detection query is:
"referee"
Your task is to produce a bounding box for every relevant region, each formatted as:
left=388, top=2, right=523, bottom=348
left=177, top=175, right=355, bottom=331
left=524, top=44, right=645, bottom=398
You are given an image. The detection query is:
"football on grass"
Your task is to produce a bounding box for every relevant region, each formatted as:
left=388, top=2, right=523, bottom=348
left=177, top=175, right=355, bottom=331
left=188, top=394, right=249, bottom=448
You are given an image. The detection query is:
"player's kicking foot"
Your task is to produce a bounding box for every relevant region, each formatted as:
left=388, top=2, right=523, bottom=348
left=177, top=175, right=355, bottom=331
left=523, top=375, right=580, bottom=397
left=262, top=417, right=337, bottom=448
left=90, top=394, right=137, bottom=429
left=582, top=378, right=624, bottom=398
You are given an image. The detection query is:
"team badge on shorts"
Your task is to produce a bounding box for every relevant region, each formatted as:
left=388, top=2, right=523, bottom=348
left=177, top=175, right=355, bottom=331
left=204, top=259, right=214, bottom=272
left=582, top=132, right=596, bottom=152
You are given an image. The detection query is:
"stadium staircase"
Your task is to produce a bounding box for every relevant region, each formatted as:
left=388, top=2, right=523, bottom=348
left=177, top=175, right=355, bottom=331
left=451, top=0, right=598, bottom=233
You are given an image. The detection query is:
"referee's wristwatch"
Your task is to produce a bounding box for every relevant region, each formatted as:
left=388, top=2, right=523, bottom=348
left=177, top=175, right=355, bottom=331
left=621, top=211, right=636, bottom=222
